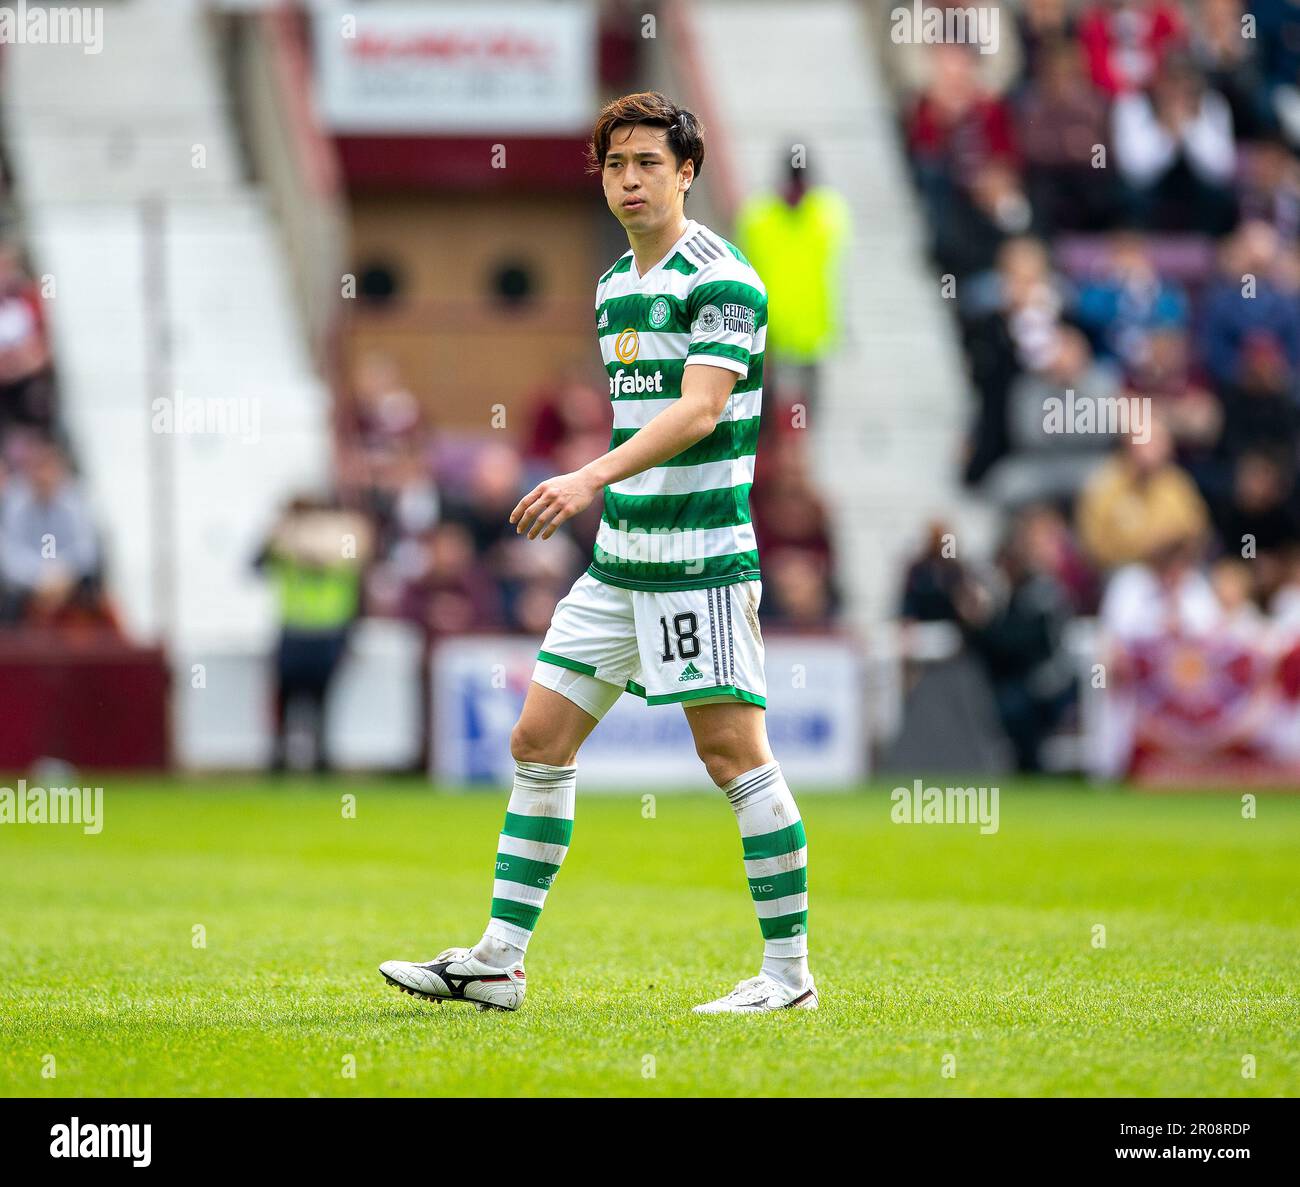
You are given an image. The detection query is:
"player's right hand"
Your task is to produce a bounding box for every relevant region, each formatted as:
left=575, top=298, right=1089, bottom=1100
left=510, top=469, right=600, bottom=541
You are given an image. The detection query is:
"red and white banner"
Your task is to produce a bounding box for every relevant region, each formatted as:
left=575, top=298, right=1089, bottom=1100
left=1118, top=632, right=1300, bottom=785
left=311, top=1, right=597, bottom=134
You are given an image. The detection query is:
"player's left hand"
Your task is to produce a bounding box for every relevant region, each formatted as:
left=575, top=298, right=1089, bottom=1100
left=510, top=468, right=600, bottom=540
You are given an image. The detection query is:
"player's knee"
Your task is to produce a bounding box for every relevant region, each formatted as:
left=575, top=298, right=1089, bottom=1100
left=694, top=737, right=742, bottom=787
left=510, top=718, right=571, bottom=767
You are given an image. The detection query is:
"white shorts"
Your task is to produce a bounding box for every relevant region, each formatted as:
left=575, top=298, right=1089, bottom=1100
left=534, top=571, right=766, bottom=717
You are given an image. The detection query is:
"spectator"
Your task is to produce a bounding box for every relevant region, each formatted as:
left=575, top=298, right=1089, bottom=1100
left=509, top=576, right=575, bottom=637
left=1257, top=0, right=1300, bottom=146
left=905, top=44, right=1019, bottom=230
left=1270, top=546, right=1300, bottom=629
left=961, top=237, right=1072, bottom=484
left=346, top=350, right=423, bottom=450
left=256, top=497, right=372, bottom=773
left=1237, top=135, right=1300, bottom=244
left=1073, top=230, right=1190, bottom=373
left=954, top=508, right=1077, bottom=771
left=1112, top=53, right=1238, bottom=233
left=1217, top=331, right=1300, bottom=461
left=1017, top=38, right=1118, bottom=232
left=764, top=548, right=836, bottom=628
left=1099, top=534, right=1218, bottom=639
left=933, top=161, right=1043, bottom=279
left=522, top=364, right=609, bottom=467
left=0, top=242, right=55, bottom=437
left=899, top=520, right=965, bottom=622
left=1094, top=537, right=1218, bottom=779
left=1211, top=448, right=1300, bottom=597
left=992, top=326, right=1124, bottom=505
left=1017, top=502, right=1102, bottom=613
left=890, top=1, right=1024, bottom=96
left=1076, top=415, right=1211, bottom=569
left=736, top=150, right=851, bottom=404
left=750, top=436, right=835, bottom=566
left=1210, top=556, right=1267, bottom=639
left=396, top=521, right=504, bottom=638
left=340, top=435, right=435, bottom=560
left=1015, top=0, right=1079, bottom=89
left=1077, top=0, right=1186, bottom=96
left=441, top=441, right=527, bottom=564
left=497, top=527, right=584, bottom=632
left=1123, top=327, right=1221, bottom=456
left=1200, top=221, right=1300, bottom=390
left=1189, top=0, right=1273, bottom=141
left=0, top=438, right=107, bottom=629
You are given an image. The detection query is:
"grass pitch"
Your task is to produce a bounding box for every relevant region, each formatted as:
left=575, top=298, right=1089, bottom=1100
left=1, top=778, right=1297, bottom=1097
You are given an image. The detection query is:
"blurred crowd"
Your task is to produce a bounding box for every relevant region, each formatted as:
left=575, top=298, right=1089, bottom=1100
left=331, top=347, right=842, bottom=644
left=0, top=239, right=116, bottom=636
left=895, top=0, right=1300, bottom=770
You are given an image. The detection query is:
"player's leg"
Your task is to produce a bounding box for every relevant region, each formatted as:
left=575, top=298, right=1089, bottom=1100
left=684, top=700, right=815, bottom=1013
left=630, top=578, right=814, bottom=1013
left=469, top=678, right=609, bottom=968
left=380, top=574, right=636, bottom=1010
left=378, top=683, right=610, bottom=1010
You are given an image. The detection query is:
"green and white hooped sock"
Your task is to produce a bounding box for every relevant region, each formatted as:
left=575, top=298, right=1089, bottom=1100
left=478, top=761, right=576, bottom=960
left=723, top=761, right=809, bottom=986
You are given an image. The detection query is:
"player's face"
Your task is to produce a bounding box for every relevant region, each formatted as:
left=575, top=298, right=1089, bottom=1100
left=601, top=123, right=693, bottom=234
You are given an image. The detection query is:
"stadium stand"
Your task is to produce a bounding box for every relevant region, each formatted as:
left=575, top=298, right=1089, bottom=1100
left=881, top=0, right=1300, bottom=780
left=5, top=0, right=1295, bottom=782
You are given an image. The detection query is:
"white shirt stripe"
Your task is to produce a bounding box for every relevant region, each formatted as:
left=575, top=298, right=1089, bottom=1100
left=609, top=454, right=755, bottom=497
left=611, top=390, right=762, bottom=431
left=595, top=519, right=757, bottom=562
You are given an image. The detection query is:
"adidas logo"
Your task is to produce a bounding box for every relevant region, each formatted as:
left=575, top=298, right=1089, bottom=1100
left=597, top=309, right=609, bottom=329
left=678, top=662, right=704, bottom=683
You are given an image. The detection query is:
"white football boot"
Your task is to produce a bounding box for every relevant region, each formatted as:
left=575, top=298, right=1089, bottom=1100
left=380, top=946, right=526, bottom=1011
left=692, top=973, right=818, bottom=1014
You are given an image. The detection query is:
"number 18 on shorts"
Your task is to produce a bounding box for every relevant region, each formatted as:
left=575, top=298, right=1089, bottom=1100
left=536, top=573, right=767, bottom=708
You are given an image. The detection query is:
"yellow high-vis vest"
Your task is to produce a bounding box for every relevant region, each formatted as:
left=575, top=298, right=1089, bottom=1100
left=736, top=187, right=850, bottom=365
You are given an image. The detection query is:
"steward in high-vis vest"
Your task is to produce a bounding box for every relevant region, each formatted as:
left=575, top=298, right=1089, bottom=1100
left=736, top=161, right=851, bottom=370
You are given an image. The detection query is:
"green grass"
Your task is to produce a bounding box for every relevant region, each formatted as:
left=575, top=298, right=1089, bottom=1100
left=1, top=777, right=1297, bottom=1097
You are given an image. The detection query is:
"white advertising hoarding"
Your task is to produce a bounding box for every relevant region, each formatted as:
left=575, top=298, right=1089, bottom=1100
left=431, top=635, right=867, bottom=789
left=312, top=1, right=597, bottom=134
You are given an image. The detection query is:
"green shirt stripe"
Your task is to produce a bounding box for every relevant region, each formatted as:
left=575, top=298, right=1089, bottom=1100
left=602, top=483, right=752, bottom=532
left=588, top=549, right=760, bottom=591
left=608, top=416, right=760, bottom=466
left=597, top=288, right=769, bottom=333
left=607, top=355, right=765, bottom=396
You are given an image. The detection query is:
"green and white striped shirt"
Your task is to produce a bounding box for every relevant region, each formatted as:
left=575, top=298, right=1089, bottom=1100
left=589, top=219, right=768, bottom=591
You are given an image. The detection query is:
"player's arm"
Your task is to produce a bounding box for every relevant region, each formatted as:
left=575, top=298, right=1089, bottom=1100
left=511, top=363, right=737, bottom=540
